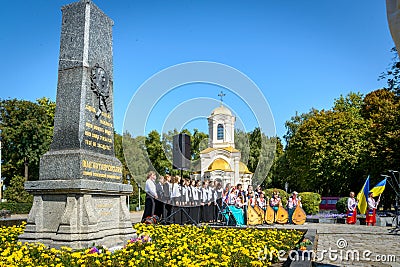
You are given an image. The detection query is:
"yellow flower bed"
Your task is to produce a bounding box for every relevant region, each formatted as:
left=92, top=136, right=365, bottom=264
left=0, top=222, right=303, bottom=267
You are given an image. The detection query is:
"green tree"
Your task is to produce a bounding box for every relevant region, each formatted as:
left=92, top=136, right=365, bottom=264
left=161, top=129, right=179, bottom=169
left=361, top=89, right=400, bottom=209
left=283, top=110, right=316, bottom=146
left=248, top=127, right=262, bottom=173
left=145, top=130, right=170, bottom=175
left=268, top=137, right=285, bottom=188
left=379, top=47, right=400, bottom=96
left=36, top=97, right=56, bottom=122
left=0, top=98, right=54, bottom=185
left=284, top=93, right=370, bottom=196
left=114, top=132, right=140, bottom=203
left=191, top=129, right=208, bottom=160
left=246, top=128, right=276, bottom=187
left=123, top=133, right=150, bottom=189
left=361, top=89, right=400, bottom=175
left=234, top=129, right=250, bottom=164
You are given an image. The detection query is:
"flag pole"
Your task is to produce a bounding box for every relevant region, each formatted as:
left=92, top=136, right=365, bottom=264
left=377, top=194, right=381, bottom=207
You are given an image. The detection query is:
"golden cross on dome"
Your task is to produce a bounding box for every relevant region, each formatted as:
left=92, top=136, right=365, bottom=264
left=218, top=91, right=226, bottom=105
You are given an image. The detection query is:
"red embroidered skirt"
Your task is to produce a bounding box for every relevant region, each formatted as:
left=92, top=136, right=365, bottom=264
left=346, top=209, right=357, bottom=224
left=365, top=209, right=376, bottom=225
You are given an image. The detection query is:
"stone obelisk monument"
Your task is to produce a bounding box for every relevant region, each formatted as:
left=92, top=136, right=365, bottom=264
left=19, top=0, right=134, bottom=249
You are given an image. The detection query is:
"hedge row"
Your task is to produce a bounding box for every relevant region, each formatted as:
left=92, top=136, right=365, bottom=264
left=0, top=202, right=33, bottom=214
left=298, top=192, right=321, bottom=215
left=336, top=197, right=348, bottom=214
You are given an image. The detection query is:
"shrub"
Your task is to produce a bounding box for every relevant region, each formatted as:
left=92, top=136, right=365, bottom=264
left=3, top=175, right=33, bottom=203
left=264, top=188, right=289, bottom=207
left=0, top=202, right=33, bottom=214
left=298, top=192, right=321, bottom=215
left=336, top=197, right=348, bottom=214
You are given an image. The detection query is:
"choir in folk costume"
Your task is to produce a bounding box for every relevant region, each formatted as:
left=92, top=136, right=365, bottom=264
left=139, top=171, right=390, bottom=227
left=346, top=191, right=357, bottom=224
left=141, top=171, right=307, bottom=226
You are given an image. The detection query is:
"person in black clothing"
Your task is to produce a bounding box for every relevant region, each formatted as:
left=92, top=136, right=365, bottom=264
left=154, top=176, right=165, bottom=218
left=209, top=181, right=216, bottom=222
left=215, top=182, right=224, bottom=221
left=200, top=181, right=208, bottom=222
left=190, top=179, right=200, bottom=223
left=163, top=174, right=172, bottom=219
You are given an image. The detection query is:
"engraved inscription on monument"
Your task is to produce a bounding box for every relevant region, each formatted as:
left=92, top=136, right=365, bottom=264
left=82, top=159, right=121, bottom=179
left=93, top=196, right=118, bottom=223
left=82, top=63, right=115, bottom=156
left=83, top=104, right=113, bottom=153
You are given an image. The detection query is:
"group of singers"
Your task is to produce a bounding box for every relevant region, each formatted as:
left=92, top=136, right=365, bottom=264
left=347, top=191, right=380, bottom=226
left=141, top=171, right=302, bottom=224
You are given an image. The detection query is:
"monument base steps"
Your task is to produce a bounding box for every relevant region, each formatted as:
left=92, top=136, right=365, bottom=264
left=19, top=181, right=135, bottom=249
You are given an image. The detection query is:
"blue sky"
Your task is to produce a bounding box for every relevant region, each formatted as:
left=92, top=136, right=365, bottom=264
left=0, top=0, right=395, bottom=140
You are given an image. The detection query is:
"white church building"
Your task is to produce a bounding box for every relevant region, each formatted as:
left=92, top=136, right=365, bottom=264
left=197, top=104, right=253, bottom=188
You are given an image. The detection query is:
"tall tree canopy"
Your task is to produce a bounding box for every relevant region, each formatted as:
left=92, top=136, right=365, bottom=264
left=0, top=98, right=55, bottom=183
left=0, top=98, right=55, bottom=202
left=276, top=90, right=400, bottom=201
left=361, top=89, right=400, bottom=178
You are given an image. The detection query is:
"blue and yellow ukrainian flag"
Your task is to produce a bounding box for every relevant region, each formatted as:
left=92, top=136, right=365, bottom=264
left=369, top=178, right=387, bottom=197
left=357, top=176, right=370, bottom=215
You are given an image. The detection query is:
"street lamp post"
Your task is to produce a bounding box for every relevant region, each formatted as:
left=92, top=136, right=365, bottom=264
left=138, top=186, right=141, bottom=211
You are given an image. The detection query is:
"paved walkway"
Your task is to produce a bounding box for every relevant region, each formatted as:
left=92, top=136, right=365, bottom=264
left=272, top=223, right=400, bottom=267
left=12, top=212, right=400, bottom=266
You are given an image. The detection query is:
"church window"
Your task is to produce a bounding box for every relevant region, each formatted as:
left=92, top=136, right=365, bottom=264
left=217, top=124, right=224, bottom=140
